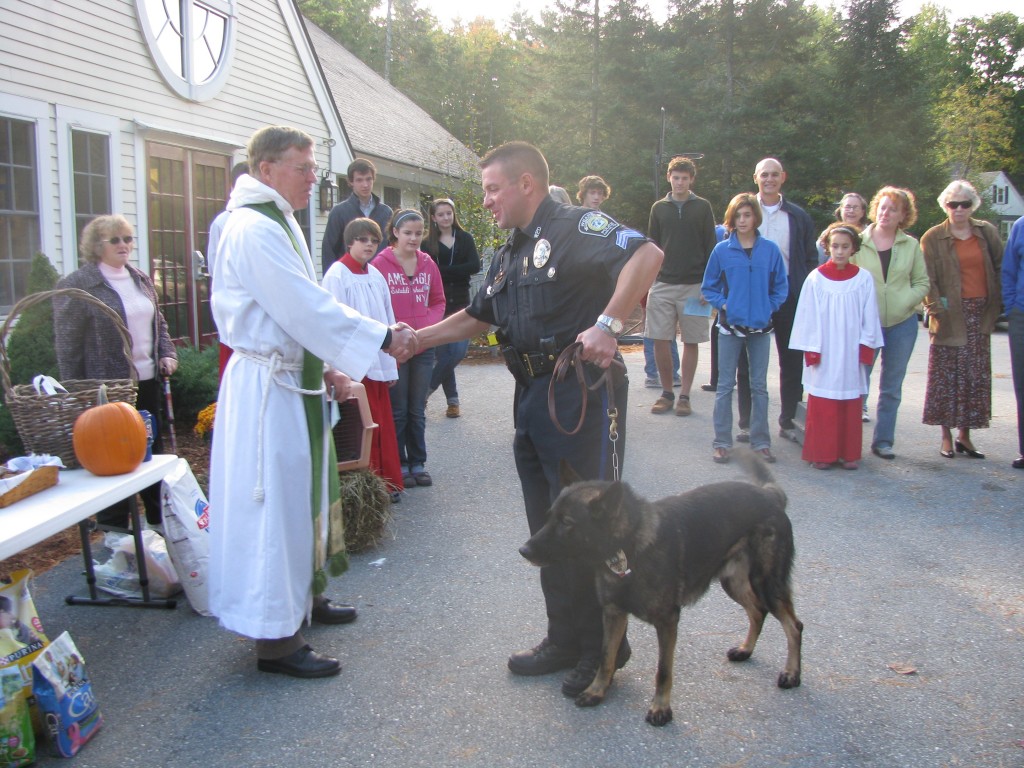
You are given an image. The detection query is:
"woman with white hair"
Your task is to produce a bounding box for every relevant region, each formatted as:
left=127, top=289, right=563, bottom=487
left=548, top=185, right=572, bottom=205
left=920, top=180, right=1004, bottom=460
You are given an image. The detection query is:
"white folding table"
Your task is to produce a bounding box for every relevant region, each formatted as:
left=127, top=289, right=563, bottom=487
left=0, top=454, right=179, bottom=608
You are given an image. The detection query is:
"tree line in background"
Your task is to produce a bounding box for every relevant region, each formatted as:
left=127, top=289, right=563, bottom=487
left=300, top=0, right=1023, bottom=237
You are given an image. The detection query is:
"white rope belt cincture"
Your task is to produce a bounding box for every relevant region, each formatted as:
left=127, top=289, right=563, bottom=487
left=234, top=349, right=325, bottom=502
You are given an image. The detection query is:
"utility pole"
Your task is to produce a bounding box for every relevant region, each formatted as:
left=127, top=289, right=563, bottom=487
left=589, top=0, right=599, bottom=166
left=653, top=107, right=666, bottom=198
left=384, top=0, right=393, bottom=83
left=653, top=108, right=704, bottom=197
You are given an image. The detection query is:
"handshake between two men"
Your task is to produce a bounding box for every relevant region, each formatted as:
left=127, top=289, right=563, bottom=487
left=322, top=321, right=420, bottom=402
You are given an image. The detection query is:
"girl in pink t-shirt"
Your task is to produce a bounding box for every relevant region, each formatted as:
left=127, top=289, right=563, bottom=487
left=372, top=209, right=446, bottom=487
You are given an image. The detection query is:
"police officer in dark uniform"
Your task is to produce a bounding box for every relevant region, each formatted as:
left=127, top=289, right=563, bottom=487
left=418, top=142, right=663, bottom=697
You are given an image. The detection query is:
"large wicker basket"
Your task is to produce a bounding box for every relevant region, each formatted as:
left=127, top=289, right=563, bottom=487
left=1, top=288, right=138, bottom=468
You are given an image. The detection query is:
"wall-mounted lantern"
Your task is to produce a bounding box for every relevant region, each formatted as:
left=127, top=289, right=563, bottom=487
left=319, top=170, right=338, bottom=213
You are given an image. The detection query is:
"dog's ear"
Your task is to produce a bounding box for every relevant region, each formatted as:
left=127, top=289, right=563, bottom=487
left=559, top=460, right=582, bottom=487
left=593, top=481, right=625, bottom=520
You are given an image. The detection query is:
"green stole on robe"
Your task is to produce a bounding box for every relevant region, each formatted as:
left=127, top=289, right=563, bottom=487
left=243, top=202, right=348, bottom=594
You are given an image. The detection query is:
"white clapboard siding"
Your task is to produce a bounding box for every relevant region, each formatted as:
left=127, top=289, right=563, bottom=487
left=0, top=0, right=341, bottom=280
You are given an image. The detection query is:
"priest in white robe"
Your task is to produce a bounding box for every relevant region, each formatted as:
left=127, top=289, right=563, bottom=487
left=209, top=126, right=416, bottom=678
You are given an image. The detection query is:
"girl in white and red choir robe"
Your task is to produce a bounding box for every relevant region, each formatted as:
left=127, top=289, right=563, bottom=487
left=321, top=218, right=405, bottom=501
left=790, top=223, right=884, bottom=469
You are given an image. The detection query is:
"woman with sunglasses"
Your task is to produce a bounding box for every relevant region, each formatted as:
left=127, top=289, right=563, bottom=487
left=55, top=214, right=178, bottom=526
left=817, top=193, right=869, bottom=265
left=920, top=181, right=1004, bottom=460
left=423, top=198, right=480, bottom=419
left=851, top=187, right=930, bottom=460
left=817, top=192, right=871, bottom=420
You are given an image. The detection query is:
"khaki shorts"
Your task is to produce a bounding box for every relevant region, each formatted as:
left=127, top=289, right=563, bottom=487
left=644, top=281, right=709, bottom=343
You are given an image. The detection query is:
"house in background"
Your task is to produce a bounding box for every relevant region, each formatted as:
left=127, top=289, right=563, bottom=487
left=304, top=19, right=480, bottom=213
left=977, top=171, right=1024, bottom=240
left=1, top=0, right=478, bottom=349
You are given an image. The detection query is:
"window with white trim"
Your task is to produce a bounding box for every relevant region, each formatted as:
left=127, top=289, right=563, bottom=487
left=71, top=131, right=111, bottom=264
left=136, top=0, right=237, bottom=102
left=0, top=118, right=40, bottom=314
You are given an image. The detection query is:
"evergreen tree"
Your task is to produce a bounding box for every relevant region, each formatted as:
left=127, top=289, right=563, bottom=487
left=832, top=0, right=944, bottom=220
left=948, top=13, right=1024, bottom=181
left=0, top=254, right=61, bottom=455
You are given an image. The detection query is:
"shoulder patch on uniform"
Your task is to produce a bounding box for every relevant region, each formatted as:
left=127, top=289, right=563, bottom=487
left=578, top=211, right=619, bottom=238
left=615, top=228, right=646, bottom=249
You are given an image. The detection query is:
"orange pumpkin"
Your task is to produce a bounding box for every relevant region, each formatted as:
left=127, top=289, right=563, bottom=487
left=72, top=384, right=148, bottom=476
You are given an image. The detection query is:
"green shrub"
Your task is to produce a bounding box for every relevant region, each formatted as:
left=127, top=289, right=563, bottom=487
left=0, top=254, right=60, bottom=457
left=169, top=344, right=219, bottom=427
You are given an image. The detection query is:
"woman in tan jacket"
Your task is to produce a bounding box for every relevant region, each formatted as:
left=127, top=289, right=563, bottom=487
left=921, top=180, right=1004, bottom=459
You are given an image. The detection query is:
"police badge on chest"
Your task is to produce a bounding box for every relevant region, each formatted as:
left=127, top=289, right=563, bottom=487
left=533, top=239, right=551, bottom=269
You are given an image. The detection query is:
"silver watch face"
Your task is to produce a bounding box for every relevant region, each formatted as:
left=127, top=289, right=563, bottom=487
left=601, top=315, right=623, bottom=335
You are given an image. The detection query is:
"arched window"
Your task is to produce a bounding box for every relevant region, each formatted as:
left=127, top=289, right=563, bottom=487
left=136, top=0, right=237, bottom=102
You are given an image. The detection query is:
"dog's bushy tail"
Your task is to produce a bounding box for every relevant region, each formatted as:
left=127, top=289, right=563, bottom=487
left=733, top=449, right=796, bottom=610
left=732, top=448, right=787, bottom=508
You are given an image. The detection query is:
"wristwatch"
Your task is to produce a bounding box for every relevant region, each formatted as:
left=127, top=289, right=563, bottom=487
left=596, top=314, right=624, bottom=337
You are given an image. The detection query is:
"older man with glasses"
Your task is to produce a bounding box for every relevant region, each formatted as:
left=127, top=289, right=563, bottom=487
left=209, top=126, right=416, bottom=679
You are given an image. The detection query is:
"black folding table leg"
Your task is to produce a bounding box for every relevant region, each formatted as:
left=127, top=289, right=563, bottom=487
left=66, top=496, right=177, bottom=609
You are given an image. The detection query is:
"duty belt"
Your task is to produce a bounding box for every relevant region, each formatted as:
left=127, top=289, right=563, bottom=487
left=499, top=343, right=564, bottom=386
left=520, top=350, right=560, bottom=378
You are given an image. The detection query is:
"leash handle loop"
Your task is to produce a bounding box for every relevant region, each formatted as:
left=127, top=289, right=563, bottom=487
left=547, top=342, right=625, bottom=477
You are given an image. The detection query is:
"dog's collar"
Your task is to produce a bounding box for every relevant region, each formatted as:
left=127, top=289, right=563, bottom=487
left=605, top=549, right=631, bottom=578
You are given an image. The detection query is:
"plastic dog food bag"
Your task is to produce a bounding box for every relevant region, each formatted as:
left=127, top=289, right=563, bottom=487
left=0, top=571, right=48, bottom=671
left=0, top=667, right=34, bottom=767
left=0, top=571, right=50, bottom=734
left=160, top=458, right=212, bottom=615
left=93, top=530, right=182, bottom=600
left=31, top=632, right=102, bottom=758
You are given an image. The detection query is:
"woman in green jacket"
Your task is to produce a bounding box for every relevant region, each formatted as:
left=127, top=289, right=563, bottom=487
left=920, top=180, right=1004, bottom=460
left=852, top=187, right=930, bottom=460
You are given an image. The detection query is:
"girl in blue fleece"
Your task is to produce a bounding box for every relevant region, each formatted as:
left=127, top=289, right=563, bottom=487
left=702, top=193, right=789, bottom=464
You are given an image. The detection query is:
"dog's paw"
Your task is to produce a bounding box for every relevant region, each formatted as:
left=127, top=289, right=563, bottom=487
left=645, top=706, right=673, bottom=726
left=727, top=645, right=752, bottom=662
left=575, top=691, right=605, bottom=708
left=777, top=670, right=801, bottom=689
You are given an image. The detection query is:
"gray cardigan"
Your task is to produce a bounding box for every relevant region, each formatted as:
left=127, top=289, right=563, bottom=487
left=54, top=262, right=176, bottom=380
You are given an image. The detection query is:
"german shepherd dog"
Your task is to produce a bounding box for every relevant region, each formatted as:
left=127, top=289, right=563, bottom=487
left=519, top=450, right=803, bottom=726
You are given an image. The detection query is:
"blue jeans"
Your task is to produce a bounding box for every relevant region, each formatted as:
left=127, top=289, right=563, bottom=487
left=643, top=337, right=679, bottom=379
left=1008, top=309, right=1024, bottom=454
left=391, top=349, right=435, bottom=469
left=714, top=332, right=771, bottom=450
left=429, top=339, right=470, bottom=405
left=866, top=314, right=919, bottom=450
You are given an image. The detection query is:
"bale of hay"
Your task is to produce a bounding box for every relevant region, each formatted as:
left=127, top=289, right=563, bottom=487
left=338, top=469, right=393, bottom=552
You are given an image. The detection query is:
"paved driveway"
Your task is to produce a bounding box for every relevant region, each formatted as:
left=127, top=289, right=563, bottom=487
left=24, top=325, right=1024, bottom=767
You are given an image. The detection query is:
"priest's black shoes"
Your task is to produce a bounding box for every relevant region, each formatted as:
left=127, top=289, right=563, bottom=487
left=257, top=645, right=341, bottom=678
left=311, top=600, right=357, bottom=625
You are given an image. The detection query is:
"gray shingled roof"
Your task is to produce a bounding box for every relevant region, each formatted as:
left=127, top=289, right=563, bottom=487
left=304, top=19, right=479, bottom=180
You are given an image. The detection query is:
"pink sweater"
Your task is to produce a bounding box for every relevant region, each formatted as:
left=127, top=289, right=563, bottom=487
left=372, top=247, right=446, bottom=330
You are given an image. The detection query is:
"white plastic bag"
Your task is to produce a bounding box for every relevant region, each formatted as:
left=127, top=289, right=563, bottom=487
left=93, top=530, right=182, bottom=599
left=160, top=459, right=212, bottom=615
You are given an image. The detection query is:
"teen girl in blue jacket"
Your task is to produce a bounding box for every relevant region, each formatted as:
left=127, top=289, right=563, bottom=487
left=702, top=193, right=789, bottom=463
